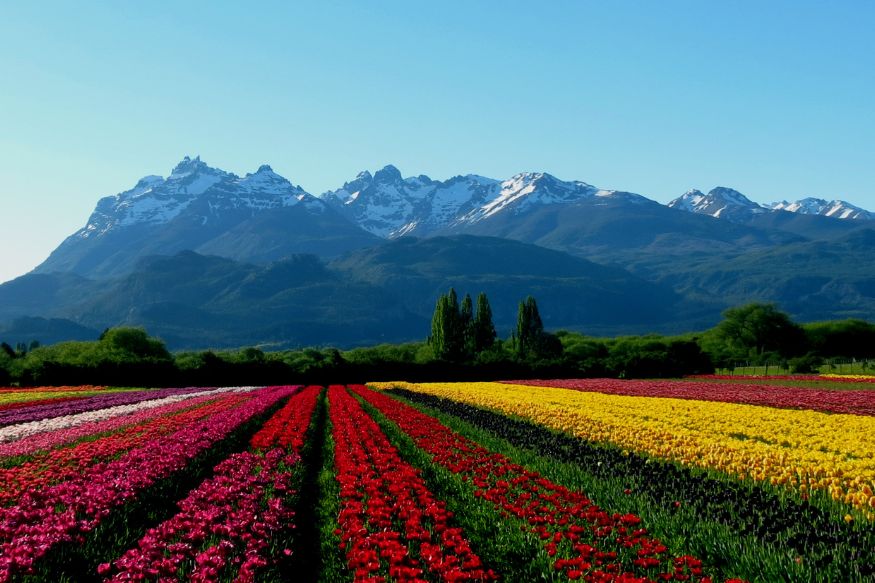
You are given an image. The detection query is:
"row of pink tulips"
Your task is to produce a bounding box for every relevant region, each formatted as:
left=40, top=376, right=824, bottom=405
left=690, top=374, right=875, bottom=383
left=0, top=393, right=248, bottom=506
left=0, top=388, right=246, bottom=459
left=0, top=385, right=297, bottom=581
left=100, top=385, right=314, bottom=582
left=102, top=448, right=298, bottom=582
left=504, top=378, right=875, bottom=416
left=0, top=386, right=204, bottom=428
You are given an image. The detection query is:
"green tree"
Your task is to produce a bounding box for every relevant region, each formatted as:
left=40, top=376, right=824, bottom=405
left=471, top=292, right=496, bottom=353
left=516, top=295, right=562, bottom=361
left=460, top=293, right=473, bottom=352
left=0, top=348, right=12, bottom=385
left=706, top=303, right=806, bottom=363
left=97, top=327, right=172, bottom=363
left=0, top=343, right=14, bottom=359
left=804, top=319, right=875, bottom=359
left=429, top=294, right=448, bottom=358
left=516, top=296, right=544, bottom=358
left=429, top=288, right=465, bottom=360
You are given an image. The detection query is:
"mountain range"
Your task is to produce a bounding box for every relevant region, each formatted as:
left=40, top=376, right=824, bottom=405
left=668, top=187, right=874, bottom=223
left=3, top=156, right=874, bottom=349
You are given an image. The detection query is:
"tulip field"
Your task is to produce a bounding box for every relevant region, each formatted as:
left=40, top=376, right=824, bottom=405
left=0, top=380, right=873, bottom=581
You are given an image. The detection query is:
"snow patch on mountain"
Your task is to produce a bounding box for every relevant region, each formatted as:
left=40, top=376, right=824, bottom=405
left=770, top=197, right=873, bottom=220
left=321, top=165, right=439, bottom=238
left=322, top=168, right=602, bottom=237
left=668, top=187, right=765, bottom=221
left=463, top=173, right=598, bottom=221
left=76, top=156, right=321, bottom=239
left=668, top=189, right=706, bottom=213
left=670, top=187, right=874, bottom=223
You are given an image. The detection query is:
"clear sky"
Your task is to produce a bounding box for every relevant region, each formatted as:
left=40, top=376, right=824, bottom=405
left=1, top=1, right=874, bottom=283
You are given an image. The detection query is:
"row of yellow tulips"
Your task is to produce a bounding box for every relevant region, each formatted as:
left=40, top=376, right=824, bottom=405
left=371, top=381, right=875, bottom=519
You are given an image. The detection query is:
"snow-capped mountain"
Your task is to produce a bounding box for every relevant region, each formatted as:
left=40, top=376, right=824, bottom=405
left=80, top=156, right=320, bottom=239
left=667, top=187, right=767, bottom=222
left=321, top=166, right=616, bottom=238
left=770, top=198, right=873, bottom=221
left=669, top=187, right=874, bottom=225
left=31, top=156, right=874, bottom=282
left=35, top=157, right=376, bottom=277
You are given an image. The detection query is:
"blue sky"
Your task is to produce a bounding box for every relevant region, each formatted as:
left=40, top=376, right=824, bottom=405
left=1, top=1, right=873, bottom=283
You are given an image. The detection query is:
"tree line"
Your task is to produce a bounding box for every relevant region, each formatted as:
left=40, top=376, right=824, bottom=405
left=1, top=296, right=874, bottom=387
left=428, top=290, right=560, bottom=362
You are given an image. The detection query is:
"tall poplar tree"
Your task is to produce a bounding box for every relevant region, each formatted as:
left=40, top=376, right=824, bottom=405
left=516, top=295, right=544, bottom=357
left=472, top=292, right=496, bottom=352
left=460, top=293, right=474, bottom=353
left=430, top=293, right=449, bottom=358
left=429, top=288, right=465, bottom=360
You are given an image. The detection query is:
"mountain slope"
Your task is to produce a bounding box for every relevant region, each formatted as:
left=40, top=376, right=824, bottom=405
left=321, top=166, right=605, bottom=238
left=770, top=198, right=874, bottom=220
left=35, top=157, right=378, bottom=278
left=657, top=228, right=875, bottom=322
left=330, top=235, right=690, bottom=333
left=2, top=237, right=710, bottom=348
left=445, top=192, right=799, bottom=258
left=57, top=252, right=417, bottom=349
left=11, top=158, right=875, bottom=348
left=668, top=187, right=767, bottom=222
left=669, top=187, right=874, bottom=225
left=0, top=272, right=97, bottom=322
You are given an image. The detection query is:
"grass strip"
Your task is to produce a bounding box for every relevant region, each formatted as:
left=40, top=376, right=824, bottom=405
left=274, top=387, right=347, bottom=583
left=314, top=389, right=347, bottom=583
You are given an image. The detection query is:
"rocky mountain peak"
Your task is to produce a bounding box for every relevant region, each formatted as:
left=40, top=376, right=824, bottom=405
left=373, top=164, right=403, bottom=184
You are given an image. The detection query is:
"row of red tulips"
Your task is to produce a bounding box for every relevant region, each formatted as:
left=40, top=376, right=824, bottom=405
left=0, top=395, right=80, bottom=414
left=352, top=386, right=737, bottom=583
left=330, top=385, right=497, bottom=582
left=503, top=378, right=875, bottom=416
left=0, top=385, right=297, bottom=581
left=99, top=386, right=320, bottom=582
left=250, top=385, right=322, bottom=452
left=0, top=386, right=104, bottom=394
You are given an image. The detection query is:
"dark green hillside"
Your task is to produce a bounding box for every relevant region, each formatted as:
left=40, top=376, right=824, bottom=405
left=70, top=252, right=417, bottom=349
left=450, top=195, right=799, bottom=255
left=0, top=272, right=96, bottom=321
left=652, top=229, right=875, bottom=322
left=195, top=203, right=380, bottom=263
left=0, top=317, right=99, bottom=346
left=1, top=236, right=703, bottom=349
left=330, top=236, right=685, bottom=333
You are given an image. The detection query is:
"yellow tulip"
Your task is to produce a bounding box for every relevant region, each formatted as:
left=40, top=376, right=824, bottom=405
left=379, top=381, right=875, bottom=517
